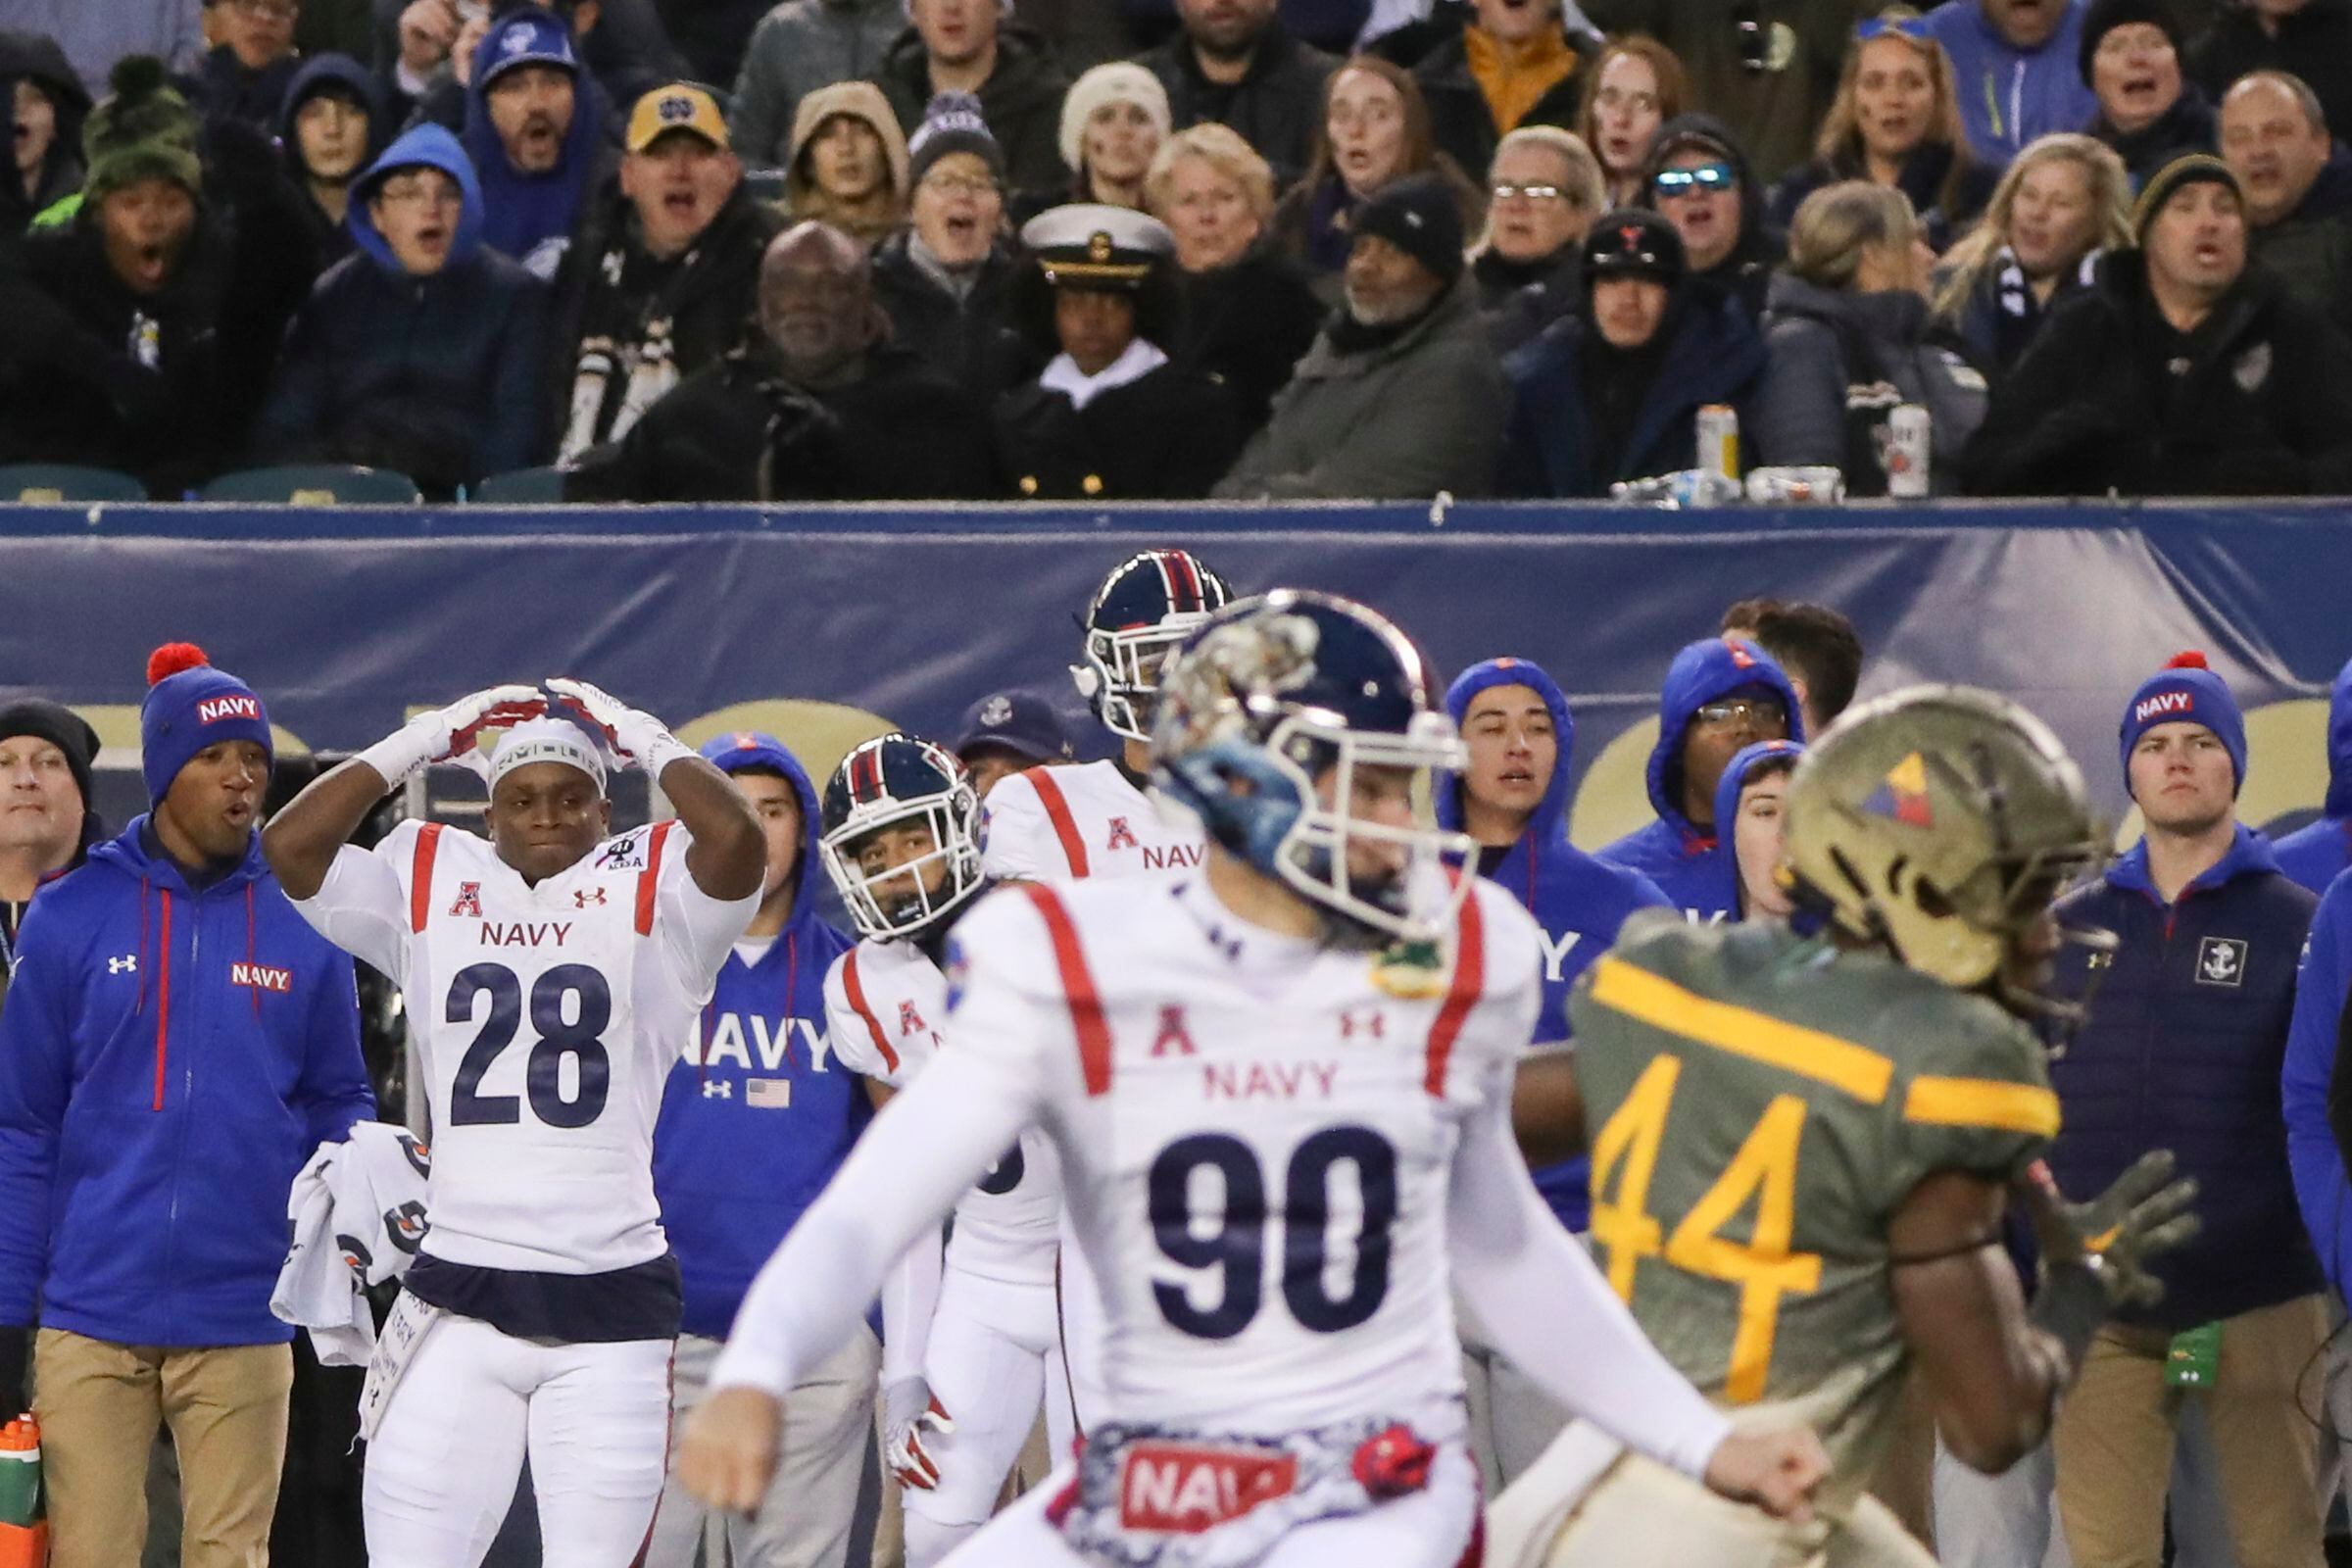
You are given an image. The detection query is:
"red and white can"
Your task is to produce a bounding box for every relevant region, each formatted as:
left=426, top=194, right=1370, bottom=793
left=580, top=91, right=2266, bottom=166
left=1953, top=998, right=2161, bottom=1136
left=1886, top=404, right=1931, bottom=497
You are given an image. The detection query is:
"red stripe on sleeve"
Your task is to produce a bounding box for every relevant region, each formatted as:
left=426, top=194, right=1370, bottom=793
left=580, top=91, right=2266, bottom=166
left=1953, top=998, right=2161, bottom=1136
left=1023, top=884, right=1112, bottom=1096
left=1029, top=769, right=1091, bottom=878
left=636, top=821, right=674, bottom=936
left=152, top=893, right=172, bottom=1111
left=410, top=823, right=443, bottom=934
left=841, top=949, right=899, bottom=1073
left=1424, top=888, right=1486, bottom=1098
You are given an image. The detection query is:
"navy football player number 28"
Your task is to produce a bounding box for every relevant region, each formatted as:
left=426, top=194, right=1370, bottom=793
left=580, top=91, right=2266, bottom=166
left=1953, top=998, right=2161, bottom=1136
left=445, top=962, right=614, bottom=1128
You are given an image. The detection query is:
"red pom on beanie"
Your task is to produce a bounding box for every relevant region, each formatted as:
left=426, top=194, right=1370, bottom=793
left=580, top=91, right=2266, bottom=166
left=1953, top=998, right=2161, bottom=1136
left=2165, top=650, right=2211, bottom=671
left=146, top=643, right=211, bottom=686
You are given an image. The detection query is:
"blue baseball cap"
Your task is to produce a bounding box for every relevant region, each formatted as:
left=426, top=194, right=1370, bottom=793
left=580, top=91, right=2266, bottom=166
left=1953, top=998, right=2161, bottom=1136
left=700, top=730, right=798, bottom=776
left=954, top=690, right=1072, bottom=765
left=475, top=8, right=579, bottom=90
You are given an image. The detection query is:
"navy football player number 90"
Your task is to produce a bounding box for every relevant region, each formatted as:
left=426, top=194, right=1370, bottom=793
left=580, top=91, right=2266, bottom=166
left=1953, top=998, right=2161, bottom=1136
left=1148, top=1125, right=1398, bottom=1339
left=446, top=962, right=614, bottom=1129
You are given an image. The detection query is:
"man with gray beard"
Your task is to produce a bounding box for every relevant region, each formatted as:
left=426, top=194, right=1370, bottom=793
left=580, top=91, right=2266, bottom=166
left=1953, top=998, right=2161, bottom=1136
left=1213, top=172, right=1506, bottom=498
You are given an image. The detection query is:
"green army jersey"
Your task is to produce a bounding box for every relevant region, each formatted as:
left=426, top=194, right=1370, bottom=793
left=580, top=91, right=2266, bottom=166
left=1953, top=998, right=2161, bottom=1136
left=1567, top=910, right=2057, bottom=1498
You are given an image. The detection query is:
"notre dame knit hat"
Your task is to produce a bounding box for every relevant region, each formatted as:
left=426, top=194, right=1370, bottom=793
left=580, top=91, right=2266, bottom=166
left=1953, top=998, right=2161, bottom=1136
left=82, top=56, right=202, bottom=202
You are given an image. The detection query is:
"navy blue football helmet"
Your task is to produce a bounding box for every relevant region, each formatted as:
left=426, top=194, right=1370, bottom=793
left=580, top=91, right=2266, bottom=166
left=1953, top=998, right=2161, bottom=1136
left=1152, top=591, right=1472, bottom=943
left=1072, top=549, right=1234, bottom=743
left=818, top=734, right=986, bottom=941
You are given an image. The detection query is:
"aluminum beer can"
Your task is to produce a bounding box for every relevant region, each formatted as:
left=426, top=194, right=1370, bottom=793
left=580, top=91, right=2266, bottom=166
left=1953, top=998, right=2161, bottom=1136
left=1695, top=404, right=1740, bottom=481
left=1886, top=404, right=1931, bottom=497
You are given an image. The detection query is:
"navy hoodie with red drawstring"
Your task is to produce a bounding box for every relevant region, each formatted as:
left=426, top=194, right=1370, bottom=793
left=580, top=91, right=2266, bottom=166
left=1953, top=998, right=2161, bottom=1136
left=651, top=742, right=862, bottom=1342
left=0, top=817, right=372, bottom=1346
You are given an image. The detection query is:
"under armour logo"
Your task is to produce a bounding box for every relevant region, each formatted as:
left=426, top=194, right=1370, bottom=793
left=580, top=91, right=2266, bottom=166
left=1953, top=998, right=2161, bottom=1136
left=108, top=955, right=137, bottom=975
left=1340, top=1006, right=1386, bottom=1041
left=2196, top=936, right=2247, bottom=988
left=574, top=888, right=609, bottom=907
left=703, top=1080, right=733, bottom=1099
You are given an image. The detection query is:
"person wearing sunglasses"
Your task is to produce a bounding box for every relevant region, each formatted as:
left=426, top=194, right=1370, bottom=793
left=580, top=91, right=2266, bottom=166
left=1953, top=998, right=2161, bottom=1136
left=1595, top=635, right=1805, bottom=923
left=1642, top=112, right=1783, bottom=318
left=1768, top=9, right=1998, bottom=252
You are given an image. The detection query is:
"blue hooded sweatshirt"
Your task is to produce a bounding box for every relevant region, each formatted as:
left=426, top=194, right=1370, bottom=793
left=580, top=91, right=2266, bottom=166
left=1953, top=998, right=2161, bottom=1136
left=2282, top=863, right=2352, bottom=1293
left=1920, top=0, right=2099, bottom=168
left=651, top=744, right=863, bottom=1341
left=0, top=820, right=372, bottom=1346
left=1441, top=658, right=1672, bottom=1230
left=1710, top=739, right=1806, bottom=922
left=1597, top=637, right=1806, bottom=923
left=461, top=13, right=606, bottom=275
left=2273, top=657, right=2352, bottom=897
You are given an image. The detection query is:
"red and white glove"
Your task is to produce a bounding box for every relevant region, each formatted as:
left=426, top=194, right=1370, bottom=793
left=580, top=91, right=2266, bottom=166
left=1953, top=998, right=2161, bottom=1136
left=882, top=1376, right=954, bottom=1491
left=546, top=677, right=695, bottom=777
left=356, top=684, right=545, bottom=787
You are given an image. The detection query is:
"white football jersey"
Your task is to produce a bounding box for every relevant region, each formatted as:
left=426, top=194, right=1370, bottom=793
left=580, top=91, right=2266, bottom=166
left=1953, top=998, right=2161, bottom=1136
left=982, top=760, right=1206, bottom=884
left=939, top=875, right=1543, bottom=1432
left=823, top=937, right=1063, bottom=1288
left=294, top=818, right=756, bottom=1275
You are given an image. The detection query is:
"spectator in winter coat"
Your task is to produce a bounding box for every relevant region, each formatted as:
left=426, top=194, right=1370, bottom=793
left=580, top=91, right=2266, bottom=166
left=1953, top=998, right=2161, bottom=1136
left=564, top=220, right=999, bottom=498
left=2, top=31, right=90, bottom=236
left=185, top=0, right=303, bottom=132
left=1499, top=209, right=1768, bottom=497
left=1144, top=122, right=1323, bottom=435
left=1931, top=130, right=2130, bottom=375
left=1266, top=55, right=1484, bottom=300
left=2045, top=651, right=2328, bottom=1568
left=0, top=646, right=372, bottom=1568
left=1576, top=35, right=1682, bottom=210
left=1715, top=738, right=1802, bottom=921
left=2082, top=0, right=2215, bottom=185
left=1919, top=0, right=2099, bottom=166
left=868, top=93, right=1028, bottom=392
left=2189, top=0, right=2352, bottom=157
left=2271, top=655, right=2352, bottom=895
left=727, top=0, right=906, bottom=167
left=1218, top=172, right=1508, bottom=497
left=1470, top=124, right=1601, bottom=351
left=1767, top=9, right=1998, bottom=252
left=994, top=204, right=1240, bottom=497
left=645, top=733, right=873, bottom=1568
left=1404, top=0, right=1602, bottom=186
left=867, top=0, right=1070, bottom=205
left=1963, top=154, right=2352, bottom=494
left=254, top=122, right=548, bottom=493
left=276, top=53, right=385, bottom=269
left=1642, top=112, right=1782, bottom=319
left=1049, top=63, right=1171, bottom=213
left=544, top=83, right=781, bottom=463
left=0, top=702, right=103, bottom=1009
left=1137, top=0, right=1337, bottom=188
left=1755, top=180, right=1988, bottom=492
left=386, top=0, right=683, bottom=133
left=1595, top=634, right=1805, bottom=921
left=461, top=6, right=611, bottom=275
left=2219, top=71, right=2352, bottom=333
left=784, top=80, right=909, bottom=249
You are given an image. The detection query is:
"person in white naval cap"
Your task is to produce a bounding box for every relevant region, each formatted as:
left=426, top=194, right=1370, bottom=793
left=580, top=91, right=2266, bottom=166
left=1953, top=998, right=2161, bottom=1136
left=993, top=202, right=1241, bottom=499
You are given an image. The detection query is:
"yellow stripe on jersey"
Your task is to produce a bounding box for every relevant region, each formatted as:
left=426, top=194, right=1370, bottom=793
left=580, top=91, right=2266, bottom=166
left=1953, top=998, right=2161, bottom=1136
left=1586, top=957, right=1894, bottom=1104
left=1902, top=1076, right=2062, bottom=1138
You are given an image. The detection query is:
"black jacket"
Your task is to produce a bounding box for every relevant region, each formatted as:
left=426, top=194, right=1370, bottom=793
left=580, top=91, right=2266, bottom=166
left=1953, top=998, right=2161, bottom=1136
left=2090, top=87, right=2217, bottom=189
left=541, top=179, right=782, bottom=461
left=870, top=26, right=1070, bottom=203
left=2247, top=147, right=2352, bottom=338
left=869, top=231, right=1033, bottom=395
left=2189, top=0, right=2352, bottom=161
left=1473, top=244, right=1581, bottom=356
left=1767, top=141, right=1998, bottom=254
left=563, top=339, right=1000, bottom=501
left=994, top=360, right=1242, bottom=499
left=1168, top=247, right=1324, bottom=435
left=1962, top=248, right=2352, bottom=497
left=1139, top=25, right=1336, bottom=188
left=0, top=31, right=88, bottom=243
left=1403, top=5, right=1602, bottom=191
left=183, top=45, right=303, bottom=135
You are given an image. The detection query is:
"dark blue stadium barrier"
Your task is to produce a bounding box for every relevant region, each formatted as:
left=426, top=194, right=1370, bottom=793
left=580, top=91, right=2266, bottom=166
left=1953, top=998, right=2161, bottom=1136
left=3, top=499, right=2347, bottom=847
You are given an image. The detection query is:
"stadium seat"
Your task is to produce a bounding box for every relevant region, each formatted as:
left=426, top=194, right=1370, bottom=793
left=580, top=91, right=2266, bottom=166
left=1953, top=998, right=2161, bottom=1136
left=197, top=465, right=422, bottom=505
left=469, top=466, right=568, bottom=504
left=0, top=465, right=147, bottom=503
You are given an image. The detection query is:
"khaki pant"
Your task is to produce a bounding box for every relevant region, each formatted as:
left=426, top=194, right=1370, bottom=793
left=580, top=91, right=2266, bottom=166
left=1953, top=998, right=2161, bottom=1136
left=33, top=1328, right=293, bottom=1568
left=1541, top=1448, right=1937, bottom=1568
left=2051, top=1295, right=2330, bottom=1568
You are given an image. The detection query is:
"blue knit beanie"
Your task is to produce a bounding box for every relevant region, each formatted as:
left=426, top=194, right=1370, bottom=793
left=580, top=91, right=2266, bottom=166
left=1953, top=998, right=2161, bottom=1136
left=2119, top=650, right=2245, bottom=798
left=141, top=643, right=272, bottom=805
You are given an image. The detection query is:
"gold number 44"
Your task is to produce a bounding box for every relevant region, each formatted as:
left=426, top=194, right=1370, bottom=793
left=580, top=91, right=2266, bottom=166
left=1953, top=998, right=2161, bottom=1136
left=1589, top=1054, right=1824, bottom=1404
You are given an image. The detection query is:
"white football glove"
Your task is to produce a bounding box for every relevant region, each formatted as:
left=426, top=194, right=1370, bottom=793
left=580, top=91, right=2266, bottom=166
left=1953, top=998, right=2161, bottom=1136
left=882, top=1376, right=954, bottom=1491
left=545, top=677, right=694, bottom=776
left=356, top=684, right=546, bottom=787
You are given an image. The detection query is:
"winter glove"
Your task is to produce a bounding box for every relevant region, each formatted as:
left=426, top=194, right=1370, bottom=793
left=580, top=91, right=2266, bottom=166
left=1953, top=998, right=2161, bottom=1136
left=546, top=678, right=696, bottom=777
left=355, top=685, right=548, bottom=787
left=2016, top=1151, right=2200, bottom=1366
left=881, top=1375, right=954, bottom=1491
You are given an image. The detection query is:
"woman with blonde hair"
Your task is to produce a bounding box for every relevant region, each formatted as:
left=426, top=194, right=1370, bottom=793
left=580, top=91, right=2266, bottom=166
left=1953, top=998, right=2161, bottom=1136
left=785, top=81, right=911, bottom=250
left=1144, top=122, right=1323, bottom=433
left=1767, top=9, right=1995, bottom=251
left=1575, top=35, right=1684, bottom=210
left=1932, top=132, right=2130, bottom=375
left=1753, top=179, right=1987, bottom=493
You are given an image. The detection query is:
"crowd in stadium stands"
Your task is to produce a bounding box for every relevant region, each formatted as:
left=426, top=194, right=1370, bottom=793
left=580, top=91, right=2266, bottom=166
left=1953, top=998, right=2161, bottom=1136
left=2, top=0, right=2352, bottom=502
